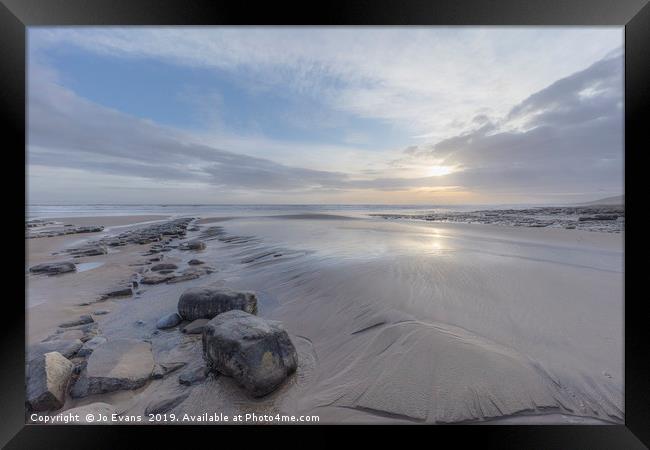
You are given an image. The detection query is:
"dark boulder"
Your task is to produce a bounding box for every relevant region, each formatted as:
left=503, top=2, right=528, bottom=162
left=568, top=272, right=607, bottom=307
left=202, top=310, right=298, bottom=397
left=177, top=287, right=257, bottom=321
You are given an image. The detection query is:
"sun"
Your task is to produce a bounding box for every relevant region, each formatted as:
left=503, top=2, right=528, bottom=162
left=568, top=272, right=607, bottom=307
left=427, top=165, right=454, bottom=177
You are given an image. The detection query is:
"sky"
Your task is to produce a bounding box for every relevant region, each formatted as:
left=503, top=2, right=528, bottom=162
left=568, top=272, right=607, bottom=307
left=27, top=27, right=624, bottom=205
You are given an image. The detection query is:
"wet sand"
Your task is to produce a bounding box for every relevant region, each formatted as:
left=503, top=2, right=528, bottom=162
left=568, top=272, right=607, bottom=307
left=25, top=213, right=623, bottom=424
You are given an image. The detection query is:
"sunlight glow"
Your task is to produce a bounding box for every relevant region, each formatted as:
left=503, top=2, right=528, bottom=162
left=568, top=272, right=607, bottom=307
left=427, top=165, right=454, bottom=177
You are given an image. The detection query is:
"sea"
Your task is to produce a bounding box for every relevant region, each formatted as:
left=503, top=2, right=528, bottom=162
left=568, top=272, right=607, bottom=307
left=26, top=203, right=539, bottom=220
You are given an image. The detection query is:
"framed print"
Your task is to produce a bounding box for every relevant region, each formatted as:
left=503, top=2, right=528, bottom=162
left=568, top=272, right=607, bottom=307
left=1, top=0, right=648, bottom=447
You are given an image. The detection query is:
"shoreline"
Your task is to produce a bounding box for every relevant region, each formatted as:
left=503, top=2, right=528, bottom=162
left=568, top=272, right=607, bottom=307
left=25, top=213, right=623, bottom=425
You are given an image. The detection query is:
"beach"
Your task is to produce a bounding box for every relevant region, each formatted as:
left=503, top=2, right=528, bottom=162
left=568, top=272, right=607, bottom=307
left=25, top=209, right=624, bottom=424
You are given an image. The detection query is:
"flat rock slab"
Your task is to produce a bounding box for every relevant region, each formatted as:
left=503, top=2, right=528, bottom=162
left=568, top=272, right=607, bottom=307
left=178, top=286, right=257, bottom=321
left=102, top=287, right=133, bottom=298
left=84, top=339, right=154, bottom=395
left=44, top=329, right=86, bottom=342
left=141, top=274, right=175, bottom=285
left=29, top=261, right=76, bottom=275
left=202, top=310, right=298, bottom=397
left=59, top=315, right=94, bottom=328
left=29, top=339, right=83, bottom=361
left=77, top=336, right=108, bottom=357
left=151, top=263, right=178, bottom=271
left=27, top=351, right=74, bottom=412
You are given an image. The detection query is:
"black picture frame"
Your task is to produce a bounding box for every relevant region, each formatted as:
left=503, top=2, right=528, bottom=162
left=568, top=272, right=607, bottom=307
left=2, top=0, right=647, bottom=447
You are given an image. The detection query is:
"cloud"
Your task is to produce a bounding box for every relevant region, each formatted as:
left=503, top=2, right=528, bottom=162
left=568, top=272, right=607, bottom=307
left=27, top=30, right=624, bottom=203
left=30, top=27, right=622, bottom=141
left=28, top=64, right=358, bottom=194
left=394, top=50, right=623, bottom=198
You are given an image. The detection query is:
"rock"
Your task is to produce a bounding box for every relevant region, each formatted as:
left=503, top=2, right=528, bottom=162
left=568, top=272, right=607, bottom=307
left=178, top=287, right=257, bottom=321
left=58, top=322, right=99, bottom=342
left=141, top=273, right=175, bottom=285
left=93, top=310, right=111, bottom=315
left=151, top=362, right=186, bottom=379
left=102, top=287, right=133, bottom=298
left=59, top=315, right=94, bottom=328
left=178, top=365, right=208, bottom=386
left=76, top=225, right=104, bottom=233
left=181, top=319, right=209, bottom=334
left=68, top=245, right=107, bottom=257
left=29, top=261, right=76, bottom=275
left=72, top=359, right=87, bottom=375
left=28, top=339, right=83, bottom=361
left=151, top=263, right=178, bottom=272
left=26, top=352, right=74, bottom=411
left=202, top=310, right=298, bottom=397
left=579, top=214, right=619, bottom=222
left=145, top=393, right=190, bottom=415
left=77, top=336, right=108, bottom=357
left=166, top=272, right=201, bottom=284
left=135, top=320, right=145, bottom=326
left=187, top=259, right=204, bottom=265
left=156, top=312, right=182, bottom=329
left=43, top=329, right=85, bottom=343
left=61, top=403, right=117, bottom=424
left=181, top=240, right=206, bottom=251
left=82, top=339, right=154, bottom=395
